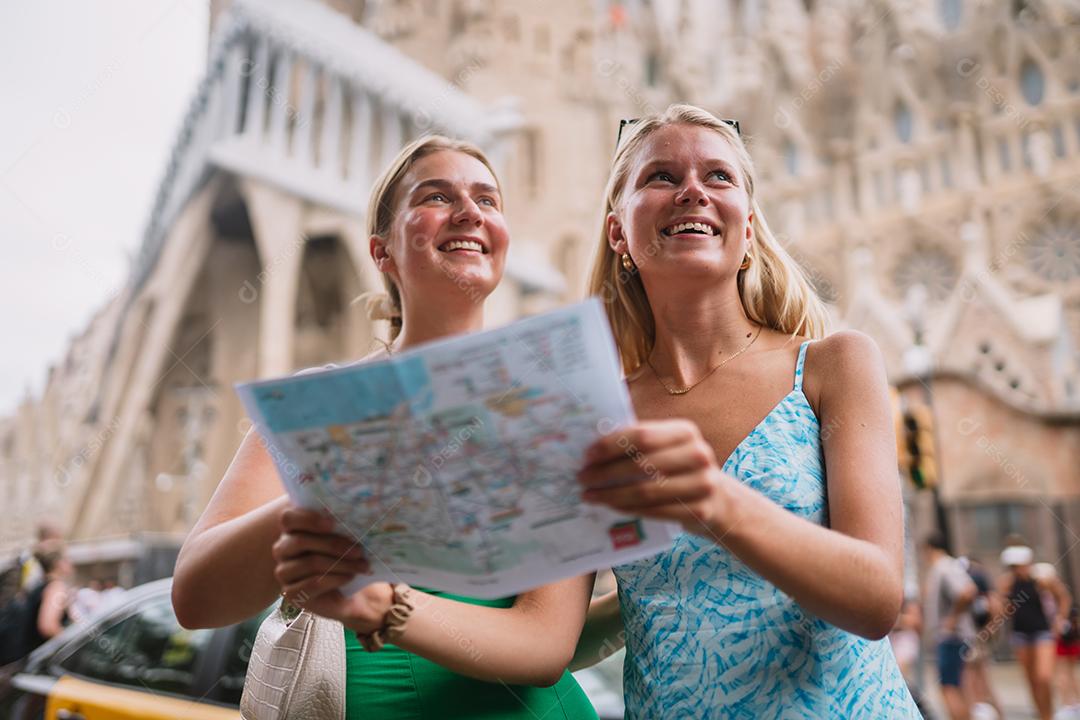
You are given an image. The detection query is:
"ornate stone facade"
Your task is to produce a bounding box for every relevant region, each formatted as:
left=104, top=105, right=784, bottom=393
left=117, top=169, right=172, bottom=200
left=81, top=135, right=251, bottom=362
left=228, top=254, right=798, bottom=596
left=3, top=0, right=1079, bottom=591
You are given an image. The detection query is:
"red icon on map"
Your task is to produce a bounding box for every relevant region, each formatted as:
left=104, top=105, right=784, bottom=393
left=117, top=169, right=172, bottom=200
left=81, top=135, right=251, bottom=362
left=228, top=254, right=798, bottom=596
left=609, top=520, right=643, bottom=549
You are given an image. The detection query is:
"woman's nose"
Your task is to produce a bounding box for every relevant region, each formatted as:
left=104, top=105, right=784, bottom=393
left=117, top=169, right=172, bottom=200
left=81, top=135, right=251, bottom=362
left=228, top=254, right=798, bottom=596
left=453, top=197, right=483, bottom=226
left=675, top=179, right=708, bottom=206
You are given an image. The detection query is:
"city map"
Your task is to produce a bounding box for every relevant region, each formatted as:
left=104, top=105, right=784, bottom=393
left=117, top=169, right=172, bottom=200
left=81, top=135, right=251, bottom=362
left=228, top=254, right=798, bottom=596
left=237, top=300, right=676, bottom=597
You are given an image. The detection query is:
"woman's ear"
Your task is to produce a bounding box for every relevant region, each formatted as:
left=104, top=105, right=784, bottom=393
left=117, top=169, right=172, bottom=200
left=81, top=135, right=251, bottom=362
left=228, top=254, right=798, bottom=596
left=369, top=235, right=394, bottom=272
left=606, top=212, right=628, bottom=255
left=745, top=213, right=754, bottom=243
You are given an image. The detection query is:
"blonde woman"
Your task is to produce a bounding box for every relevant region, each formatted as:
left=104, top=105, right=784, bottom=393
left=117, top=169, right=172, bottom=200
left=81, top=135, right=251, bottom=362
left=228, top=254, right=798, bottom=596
left=173, top=135, right=597, bottom=719
left=574, top=105, right=920, bottom=718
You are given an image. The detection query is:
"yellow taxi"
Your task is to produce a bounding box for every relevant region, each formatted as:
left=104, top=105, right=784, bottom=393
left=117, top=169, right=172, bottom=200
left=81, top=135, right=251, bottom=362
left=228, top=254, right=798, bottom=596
left=1, top=579, right=625, bottom=720
left=0, top=579, right=268, bottom=720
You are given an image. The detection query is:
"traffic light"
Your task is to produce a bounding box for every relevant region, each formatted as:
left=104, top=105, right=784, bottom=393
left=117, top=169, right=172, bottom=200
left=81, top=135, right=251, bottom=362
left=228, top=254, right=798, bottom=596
left=891, top=388, right=909, bottom=468
left=901, top=403, right=938, bottom=489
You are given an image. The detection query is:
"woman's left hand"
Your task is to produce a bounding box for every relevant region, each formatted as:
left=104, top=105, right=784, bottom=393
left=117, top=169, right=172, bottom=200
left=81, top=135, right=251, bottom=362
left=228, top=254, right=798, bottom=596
left=577, top=419, right=734, bottom=535
left=272, top=505, right=393, bottom=634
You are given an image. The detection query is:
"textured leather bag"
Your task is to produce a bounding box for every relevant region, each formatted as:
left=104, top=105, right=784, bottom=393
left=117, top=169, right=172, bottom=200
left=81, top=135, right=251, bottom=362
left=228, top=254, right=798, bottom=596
left=240, top=600, right=346, bottom=720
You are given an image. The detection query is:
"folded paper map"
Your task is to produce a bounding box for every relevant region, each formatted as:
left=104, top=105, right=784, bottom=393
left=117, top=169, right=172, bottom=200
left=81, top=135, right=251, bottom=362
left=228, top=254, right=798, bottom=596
left=237, top=299, right=676, bottom=598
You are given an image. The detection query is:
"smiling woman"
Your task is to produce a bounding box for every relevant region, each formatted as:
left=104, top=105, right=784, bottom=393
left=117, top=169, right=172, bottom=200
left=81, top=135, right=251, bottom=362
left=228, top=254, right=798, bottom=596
left=172, top=135, right=599, bottom=720
left=363, top=136, right=507, bottom=346
left=574, top=105, right=921, bottom=719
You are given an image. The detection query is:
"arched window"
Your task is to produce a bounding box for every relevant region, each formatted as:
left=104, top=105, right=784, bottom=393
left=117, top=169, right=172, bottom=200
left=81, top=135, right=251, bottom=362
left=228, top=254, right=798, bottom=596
left=894, top=101, right=914, bottom=144
left=1020, top=58, right=1045, bottom=106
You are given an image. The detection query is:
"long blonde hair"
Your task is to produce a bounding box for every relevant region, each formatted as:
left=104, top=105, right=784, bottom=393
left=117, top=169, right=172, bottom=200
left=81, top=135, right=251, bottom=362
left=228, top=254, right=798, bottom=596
left=364, top=134, right=501, bottom=341
left=587, top=104, right=829, bottom=373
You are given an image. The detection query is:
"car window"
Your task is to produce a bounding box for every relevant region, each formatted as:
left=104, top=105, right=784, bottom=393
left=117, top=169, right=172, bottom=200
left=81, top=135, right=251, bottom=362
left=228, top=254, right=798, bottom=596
left=57, top=594, right=215, bottom=698
left=214, top=604, right=274, bottom=706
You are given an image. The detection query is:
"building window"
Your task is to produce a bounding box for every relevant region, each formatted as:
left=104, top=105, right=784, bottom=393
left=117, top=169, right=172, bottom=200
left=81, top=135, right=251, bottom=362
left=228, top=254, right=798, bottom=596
left=783, top=138, right=799, bottom=175
left=958, top=502, right=1040, bottom=561
left=524, top=129, right=541, bottom=199
left=940, top=154, right=953, bottom=188
left=892, top=245, right=960, bottom=301
left=1052, top=124, right=1066, bottom=158
left=874, top=170, right=886, bottom=206
left=998, top=137, right=1012, bottom=171
left=1020, top=58, right=1046, bottom=106
left=1021, top=131, right=1033, bottom=169
left=535, top=25, right=550, bottom=53
left=503, top=15, right=519, bottom=42
left=450, top=3, right=466, bottom=37
left=1025, top=217, right=1080, bottom=283
left=894, top=101, right=914, bottom=144
left=939, top=0, right=962, bottom=30
left=645, top=52, right=660, bottom=87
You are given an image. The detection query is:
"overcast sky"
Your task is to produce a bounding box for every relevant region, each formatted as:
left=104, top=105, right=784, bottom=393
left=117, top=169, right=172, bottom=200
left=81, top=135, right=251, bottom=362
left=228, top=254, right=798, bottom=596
left=0, top=1, right=208, bottom=415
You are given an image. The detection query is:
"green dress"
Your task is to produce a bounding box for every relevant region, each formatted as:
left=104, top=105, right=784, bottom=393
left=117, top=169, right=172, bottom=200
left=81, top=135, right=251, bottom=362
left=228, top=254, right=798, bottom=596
left=343, top=590, right=598, bottom=719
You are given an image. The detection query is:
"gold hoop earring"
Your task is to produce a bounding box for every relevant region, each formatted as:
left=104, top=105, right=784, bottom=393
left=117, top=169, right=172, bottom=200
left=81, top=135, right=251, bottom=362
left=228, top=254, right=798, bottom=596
left=740, top=254, right=751, bottom=270
left=621, top=253, right=636, bottom=272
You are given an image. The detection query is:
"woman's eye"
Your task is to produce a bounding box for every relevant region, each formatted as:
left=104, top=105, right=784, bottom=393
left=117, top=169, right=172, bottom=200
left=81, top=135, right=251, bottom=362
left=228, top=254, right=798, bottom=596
left=425, top=192, right=450, bottom=203
left=648, top=171, right=675, bottom=183
left=477, top=196, right=497, bottom=207
left=709, top=170, right=732, bottom=182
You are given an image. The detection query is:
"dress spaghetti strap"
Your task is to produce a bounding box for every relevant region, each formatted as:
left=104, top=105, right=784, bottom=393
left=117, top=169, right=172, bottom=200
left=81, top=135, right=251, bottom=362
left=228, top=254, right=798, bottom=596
left=793, top=340, right=811, bottom=392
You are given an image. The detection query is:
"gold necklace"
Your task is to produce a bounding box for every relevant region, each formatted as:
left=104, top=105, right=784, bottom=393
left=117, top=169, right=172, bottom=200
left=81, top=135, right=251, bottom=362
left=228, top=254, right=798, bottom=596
left=647, top=324, right=762, bottom=396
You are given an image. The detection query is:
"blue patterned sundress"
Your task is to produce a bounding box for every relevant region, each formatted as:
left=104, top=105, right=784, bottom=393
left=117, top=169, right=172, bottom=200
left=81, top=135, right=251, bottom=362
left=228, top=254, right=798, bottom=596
left=613, top=341, right=920, bottom=719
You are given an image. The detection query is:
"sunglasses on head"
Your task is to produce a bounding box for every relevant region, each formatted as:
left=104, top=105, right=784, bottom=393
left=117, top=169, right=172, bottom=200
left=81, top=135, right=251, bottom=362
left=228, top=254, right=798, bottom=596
left=617, top=117, right=741, bottom=146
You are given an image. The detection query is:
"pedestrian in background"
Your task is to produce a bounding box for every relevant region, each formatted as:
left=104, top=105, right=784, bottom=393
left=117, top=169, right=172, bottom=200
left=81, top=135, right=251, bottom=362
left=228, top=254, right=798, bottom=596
left=997, top=543, right=1071, bottom=720
left=890, top=597, right=937, bottom=717
left=0, top=525, right=69, bottom=666
left=962, top=555, right=1005, bottom=719
left=1056, top=599, right=1080, bottom=717
left=923, top=530, right=976, bottom=720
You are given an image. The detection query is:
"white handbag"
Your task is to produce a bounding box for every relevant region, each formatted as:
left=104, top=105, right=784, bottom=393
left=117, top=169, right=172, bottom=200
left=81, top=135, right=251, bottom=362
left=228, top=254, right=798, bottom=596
left=240, top=600, right=347, bottom=720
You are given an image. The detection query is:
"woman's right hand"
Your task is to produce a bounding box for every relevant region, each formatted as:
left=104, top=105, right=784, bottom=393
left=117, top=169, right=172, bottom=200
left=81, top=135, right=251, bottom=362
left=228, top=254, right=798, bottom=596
left=271, top=505, right=377, bottom=614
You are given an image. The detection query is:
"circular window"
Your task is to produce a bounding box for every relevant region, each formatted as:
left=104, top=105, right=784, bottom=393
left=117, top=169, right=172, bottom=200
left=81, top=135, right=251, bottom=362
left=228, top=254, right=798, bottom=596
left=894, top=101, right=914, bottom=144
left=892, top=245, right=959, bottom=301
left=1025, top=218, right=1080, bottom=283
left=1020, top=58, right=1046, bottom=106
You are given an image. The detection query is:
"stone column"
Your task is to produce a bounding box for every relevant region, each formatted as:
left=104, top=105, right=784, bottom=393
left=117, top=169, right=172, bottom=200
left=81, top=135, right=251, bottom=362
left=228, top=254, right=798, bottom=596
left=242, top=179, right=305, bottom=377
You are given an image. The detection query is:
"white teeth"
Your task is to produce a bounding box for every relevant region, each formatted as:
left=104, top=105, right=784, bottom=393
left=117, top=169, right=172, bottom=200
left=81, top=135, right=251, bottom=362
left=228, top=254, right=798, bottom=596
left=664, top=222, right=715, bottom=236
left=440, top=240, right=484, bottom=253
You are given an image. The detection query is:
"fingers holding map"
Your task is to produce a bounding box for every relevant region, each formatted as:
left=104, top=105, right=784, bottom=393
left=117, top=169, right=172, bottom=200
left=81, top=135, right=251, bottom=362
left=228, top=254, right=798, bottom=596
left=236, top=300, right=676, bottom=598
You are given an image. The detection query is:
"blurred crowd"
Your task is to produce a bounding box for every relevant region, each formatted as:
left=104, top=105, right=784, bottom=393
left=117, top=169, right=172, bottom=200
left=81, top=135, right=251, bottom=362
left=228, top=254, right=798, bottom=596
left=0, top=522, right=124, bottom=669
left=891, top=532, right=1080, bottom=720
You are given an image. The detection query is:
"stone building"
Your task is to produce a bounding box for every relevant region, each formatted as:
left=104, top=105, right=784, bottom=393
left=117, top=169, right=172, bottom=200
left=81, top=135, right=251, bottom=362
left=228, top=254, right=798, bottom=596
left=2, top=0, right=1079, bottom=592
